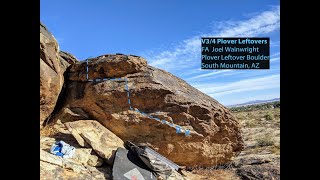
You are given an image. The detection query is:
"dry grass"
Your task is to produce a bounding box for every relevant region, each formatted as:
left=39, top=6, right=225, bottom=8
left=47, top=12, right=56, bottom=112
left=270, top=145, right=280, bottom=155
left=185, top=169, right=240, bottom=180
left=245, top=119, right=258, bottom=128
left=183, top=106, right=280, bottom=180
left=233, top=107, right=280, bottom=156
left=235, top=108, right=280, bottom=126
left=256, top=134, right=275, bottom=147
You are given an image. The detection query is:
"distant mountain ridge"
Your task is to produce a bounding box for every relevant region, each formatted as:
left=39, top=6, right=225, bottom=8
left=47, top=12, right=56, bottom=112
left=227, top=98, right=280, bottom=107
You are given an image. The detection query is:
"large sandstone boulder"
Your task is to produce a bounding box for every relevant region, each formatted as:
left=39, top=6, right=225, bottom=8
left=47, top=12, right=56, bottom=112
left=59, top=54, right=244, bottom=167
left=65, top=120, right=125, bottom=165
left=40, top=22, right=78, bottom=128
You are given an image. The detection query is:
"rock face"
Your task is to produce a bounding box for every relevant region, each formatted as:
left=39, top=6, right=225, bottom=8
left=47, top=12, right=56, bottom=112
left=60, top=51, right=78, bottom=65
left=40, top=22, right=62, bottom=127
left=65, top=120, right=125, bottom=165
left=58, top=54, right=244, bottom=167
left=40, top=22, right=78, bottom=128
left=68, top=54, right=147, bottom=81
left=55, top=107, right=90, bottom=123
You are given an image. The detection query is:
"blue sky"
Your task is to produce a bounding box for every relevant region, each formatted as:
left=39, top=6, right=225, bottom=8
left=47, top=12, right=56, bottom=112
left=40, top=0, right=280, bottom=106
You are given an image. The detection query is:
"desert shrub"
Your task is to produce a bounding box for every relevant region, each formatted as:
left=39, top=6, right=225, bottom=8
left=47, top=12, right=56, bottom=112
left=229, top=101, right=280, bottom=112
left=256, top=134, right=275, bottom=147
left=265, top=113, right=274, bottom=121
left=271, top=145, right=280, bottom=155
left=245, top=119, right=257, bottom=128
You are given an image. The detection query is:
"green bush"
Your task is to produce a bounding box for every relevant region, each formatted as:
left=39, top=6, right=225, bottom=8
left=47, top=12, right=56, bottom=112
left=229, top=101, right=280, bottom=112
left=265, top=113, right=274, bottom=121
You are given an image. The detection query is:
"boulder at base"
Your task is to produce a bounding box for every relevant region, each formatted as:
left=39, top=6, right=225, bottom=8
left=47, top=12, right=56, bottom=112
left=60, top=54, right=244, bottom=167
left=65, top=120, right=125, bottom=165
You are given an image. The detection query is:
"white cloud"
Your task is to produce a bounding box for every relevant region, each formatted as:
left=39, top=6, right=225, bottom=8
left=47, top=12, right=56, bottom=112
left=192, top=74, right=280, bottom=97
left=213, top=7, right=280, bottom=37
left=146, top=6, right=280, bottom=71
left=270, top=52, right=280, bottom=57
left=143, top=6, right=280, bottom=106
left=270, top=57, right=280, bottom=62
left=270, top=51, right=280, bottom=62
left=270, top=40, right=280, bottom=47
left=187, top=70, right=232, bottom=80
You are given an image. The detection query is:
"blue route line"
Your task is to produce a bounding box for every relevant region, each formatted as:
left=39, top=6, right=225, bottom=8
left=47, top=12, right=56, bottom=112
left=86, top=59, right=89, bottom=80
left=85, top=60, right=191, bottom=136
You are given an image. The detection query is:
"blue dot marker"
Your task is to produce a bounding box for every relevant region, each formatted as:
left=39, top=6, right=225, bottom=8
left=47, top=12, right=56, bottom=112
left=185, top=129, right=190, bottom=136
left=176, top=126, right=181, bottom=133
left=86, top=59, right=89, bottom=80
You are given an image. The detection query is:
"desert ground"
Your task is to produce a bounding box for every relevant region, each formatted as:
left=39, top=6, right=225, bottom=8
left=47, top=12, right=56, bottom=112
left=40, top=102, right=280, bottom=180
left=185, top=102, right=280, bottom=179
